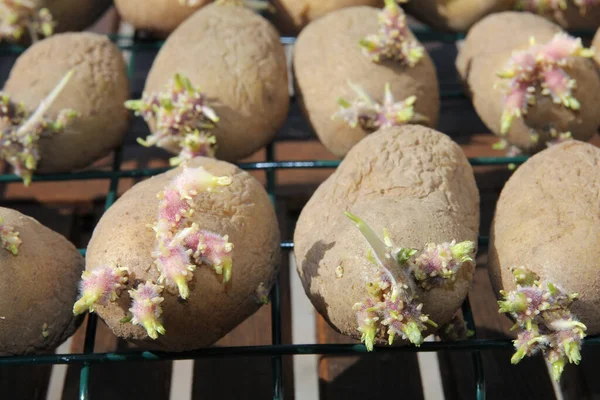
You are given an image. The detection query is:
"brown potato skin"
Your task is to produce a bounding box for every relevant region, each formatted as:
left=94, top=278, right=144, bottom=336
left=38, top=0, right=112, bottom=33
left=3, top=32, right=130, bottom=173
left=86, top=157, right=280, bottom=351
left=293, top=7, right=440, bottom=158
left=488, top=141, right=600, bottom=335
left=404, top=0, right=513, bottom=32
left=145, top=3, right=290, bottom=162
left=114, top=0, right=209, bottom=37
left=294, top=125, right=479, bottom=345
left=269, top=0, right=384, bottom=36
left=456, top=12, right=600, bottom=154
left=0, top=207, right=84, bottom=355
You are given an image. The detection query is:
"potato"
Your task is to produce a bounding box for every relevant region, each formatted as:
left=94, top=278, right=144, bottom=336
left=294, top=125, right=479, bottom=348
left=80, top=158, right=280, bottom=351
left=293, top=4, right=439, bottom=158
left=141, top=2, right=289, bottom=163
left=0, top=207, right=83, bottom=355
left=1, top=0, right=112, bottom=43
left=488, top=140, right=600, bottom=380
left=269, top=0, right=384, bottom=36
left=114, top=0, right=209, bottom=37
left=456, top=12, right=600, bottom=155
left=518, top=2, right=600, bottom=31
left=2, top=32, right=130, bottom=176
left=403, top=0, right=512, bottom=32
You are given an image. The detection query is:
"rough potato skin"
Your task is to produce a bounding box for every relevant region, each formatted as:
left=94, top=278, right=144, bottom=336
left=3, top=32, right=130, bottom=173
left=0, top=207, right=83, bottom=355
left=294, top=125, right=479, bottom=344
left=456, top=12, right=600, bottom=153
left=86, top=158, right=280, bottom=351
left=38, top=0, right=112, bottom=33
left=269, top=0, right=384, bottom=36
left=145, top=3, right=289, bottom=162
left=293, top=7, right=440, bottom=158
left=404, top=0, right=513, bottom=32
left=114, top=0, right=209, bottom=37
left=488, top=141, right=600, bottom=335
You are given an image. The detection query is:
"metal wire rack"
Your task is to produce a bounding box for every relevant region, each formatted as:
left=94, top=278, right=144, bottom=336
left=0, top=24, right=598, bottom=400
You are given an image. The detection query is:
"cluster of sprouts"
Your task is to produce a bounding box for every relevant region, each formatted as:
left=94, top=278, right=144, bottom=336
left=125, top=74, right=220, bottom=167
left=0, top=0, right=54, bottom=43
left=0, top=70, right=77, bottom=185
left=73, top=166, right=235, bottom=339
left=493, top=129, right=572, bottom=156
left=498, top=267, right=586, bottom=381
left=516, top=0, right=600, bottom=15
left=0, top=216, right=20, bottom=255
left=333, top=82, right=427, bottom=131
left=359, top=0, right=424, bottom=66
left=346, top=212, right=476, bottom=350
left=496, top=33, right=594, bottom=135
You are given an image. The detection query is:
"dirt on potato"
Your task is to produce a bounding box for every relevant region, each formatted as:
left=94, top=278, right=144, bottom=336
left=145, top=2, right=289, bottom=162
left=488, top=140, right=600, bottom=335
left=86, top=157, right=280, bottom=351
left=114, top=0, right=209, bottom=37
left=269, top=0, right=384, bottom=36
left=0, top=207, right=83, bottom=355
left=293, top=6, right=439, bottom=158
left=3, top=32, right=130, bottom=173
left=456, top=12, right=600, bottom=154
left=294, top=125, right=479, bottom=345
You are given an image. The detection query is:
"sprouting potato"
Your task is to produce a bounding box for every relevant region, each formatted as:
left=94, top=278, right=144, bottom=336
left=0, top=207, right=83, bottom=355
left=294, top=125, right=480, bottom=349
left=76, top=158, right=280, bottom=351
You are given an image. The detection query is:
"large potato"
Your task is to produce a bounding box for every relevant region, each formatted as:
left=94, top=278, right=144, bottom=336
left=404, top=0, right=512, bottom=32
left=114, top=0, right=209, bottom=37
left=488, top=140, right=600, bottom=379
left=84, top=157, right=280, bottom=351
left=293, top=6, right=439, bottom=158
left=269, top=0, right=384, bottom=36
left=294, top=125, right=479, bottom=347
left=0, top=207, right=83, bottom=355
left=3, top=32, right=130, bottom=173
left=144, top=2, right=289, bottom=162
left=456, top=12, right=600, bottom=154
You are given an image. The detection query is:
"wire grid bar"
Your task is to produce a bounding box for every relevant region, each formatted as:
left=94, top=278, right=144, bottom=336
left=0, top=27, right=597, bottom=400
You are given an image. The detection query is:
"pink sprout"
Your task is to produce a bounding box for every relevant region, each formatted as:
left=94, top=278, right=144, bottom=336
left=0, top=216, right=20, bottom=255
left=73, top=265, right=129, bottom=315
left=129, top=281, right=165, bottom=340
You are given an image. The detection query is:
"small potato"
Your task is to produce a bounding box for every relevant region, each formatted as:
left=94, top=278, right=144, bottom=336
left=404, top=0, right=512, bottom=32
left=488, top=140, right=600, bottom=380
left=456, top=12, right=600, bottom=155
left=293, top=4, right=439, bottom=158
left=142, top=2, right=289, bottom=162
left=114, top=0, right=209, bottom=37
left=2, top=32, right=130, bottom=175
left=0, top=207, right=83, bottom=355
left=81, top=158, right=280, bottom=351
left=269, top=0, right=384, bottom=36
left=294, top=125, right=479, bottom=348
